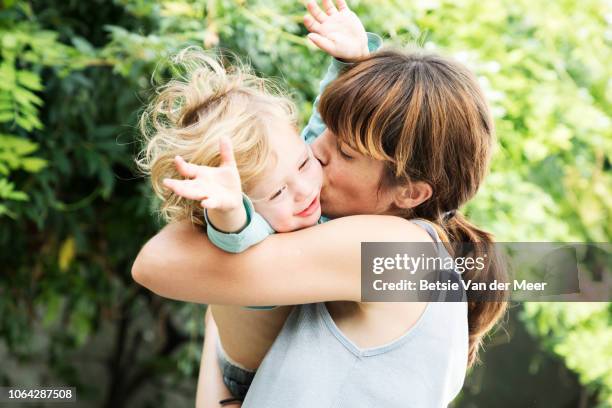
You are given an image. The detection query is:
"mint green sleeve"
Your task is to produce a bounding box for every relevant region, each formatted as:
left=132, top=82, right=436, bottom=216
left=301, top=32, right=383, bottom=145
left=204, top=194, right=274, bottom=253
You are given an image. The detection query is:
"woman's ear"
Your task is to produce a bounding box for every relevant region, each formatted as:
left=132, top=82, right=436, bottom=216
left=393, top=181, right=432, bottom=210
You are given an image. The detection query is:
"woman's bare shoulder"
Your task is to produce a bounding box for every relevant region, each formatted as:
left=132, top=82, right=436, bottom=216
left=316, top=214, right=433, bottom=243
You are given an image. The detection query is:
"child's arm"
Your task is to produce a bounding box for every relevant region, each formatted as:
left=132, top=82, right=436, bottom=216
left=163, top=137, right=245, bottom=234
left=301, top=0, right=382, bottom=143
left=204, top=194, right=274, bottom=254
left=196, top=308, right=237, bottom=408
left=301, top=31, right=382, bottom=144
left=162, top=139, right=274, bottom=254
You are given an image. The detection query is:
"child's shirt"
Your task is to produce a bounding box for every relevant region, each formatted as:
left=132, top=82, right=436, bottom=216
left=204, top=33, right=382, bottom=255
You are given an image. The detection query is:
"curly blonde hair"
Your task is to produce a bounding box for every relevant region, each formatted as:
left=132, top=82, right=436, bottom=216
left=137, top=48, right=297, bottom=225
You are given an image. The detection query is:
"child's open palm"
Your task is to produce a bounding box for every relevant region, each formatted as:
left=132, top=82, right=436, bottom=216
left=304, top=0, right=369, bottom=61
left=163, top=137, right=243, bottom=212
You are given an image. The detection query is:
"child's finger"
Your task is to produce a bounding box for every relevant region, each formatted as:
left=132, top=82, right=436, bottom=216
left=322, top=0, right=337, bottom=15
left=303, top=14, right=322, bottom=33
left=162, top=177, right=181, bottom=192
left=335, top=0, right=348, bottom=11
left=174, top=155, right=199, bottom=178
left=306, top=0, right=328, bottom=24
left=307, top=33, right=336, bottom=55
left=219, top=137, right=236, bottom=167
left=163, top=178, right=207, bottom=200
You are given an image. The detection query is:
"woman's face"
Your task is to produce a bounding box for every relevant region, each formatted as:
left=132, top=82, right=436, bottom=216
left=311, top=129, right=396, bottom=218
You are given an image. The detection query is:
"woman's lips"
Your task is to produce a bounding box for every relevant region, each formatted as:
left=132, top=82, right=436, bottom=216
left=296, top=195, right=320, bottom=217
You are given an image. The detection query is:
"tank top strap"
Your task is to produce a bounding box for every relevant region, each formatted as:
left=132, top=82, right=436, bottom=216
left=410, top=218, right=467, bottom=302
left=410, top=219, right=451, bottom=259
left=410, top=218, right=438, bottom=239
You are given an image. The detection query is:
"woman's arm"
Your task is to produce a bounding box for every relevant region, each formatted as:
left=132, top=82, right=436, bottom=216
left=132, top=215, right=431, bottom=305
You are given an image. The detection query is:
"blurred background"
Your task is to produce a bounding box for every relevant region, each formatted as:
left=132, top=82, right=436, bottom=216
left=0, top=0, right=610, bottom=407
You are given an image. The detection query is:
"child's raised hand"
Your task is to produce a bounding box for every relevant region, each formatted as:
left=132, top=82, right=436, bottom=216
left=163, top=137, right=243, bottom=212
left=303, top=0, right=368, bottom=61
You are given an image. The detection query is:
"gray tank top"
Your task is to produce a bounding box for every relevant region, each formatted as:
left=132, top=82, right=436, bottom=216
left=242, top=220, right=469, bottom=408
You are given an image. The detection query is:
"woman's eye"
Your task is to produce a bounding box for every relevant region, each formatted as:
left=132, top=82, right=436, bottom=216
left=299, top=157, right=310, bottom=170
left=339, top=148, right=353, bottom=160
left=269, top=185, right=286, bottom=201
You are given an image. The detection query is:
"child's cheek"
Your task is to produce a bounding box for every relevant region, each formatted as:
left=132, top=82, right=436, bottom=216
left=269, top=209, right=297, bottom=233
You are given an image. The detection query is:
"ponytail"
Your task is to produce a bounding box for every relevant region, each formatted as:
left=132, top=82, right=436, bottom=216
left=443, top=212, right=508, bottom=367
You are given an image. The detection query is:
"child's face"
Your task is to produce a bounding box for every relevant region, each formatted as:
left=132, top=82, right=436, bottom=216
left=247, top=121, right=323, bottom=232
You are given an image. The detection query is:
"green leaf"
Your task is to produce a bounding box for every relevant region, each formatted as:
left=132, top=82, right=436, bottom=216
left=20, top=157, right=47, bottom=172
left=12, top=86, right=43, bottom=107
left=0, top=111, right=14, bottom=123
left=16, top=70, right=43, bottom=91
left=58, top=237, right=76, bottom=272
left=0, top=178, right=28, bottom=201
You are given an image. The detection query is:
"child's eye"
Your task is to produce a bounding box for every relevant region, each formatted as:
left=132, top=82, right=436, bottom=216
left=299, top=156, right=310, bottom=170
left=269, top=185, right=287, bottom=201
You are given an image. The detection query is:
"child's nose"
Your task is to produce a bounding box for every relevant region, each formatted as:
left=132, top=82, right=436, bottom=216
left=293, top=178, right=311, bottom=202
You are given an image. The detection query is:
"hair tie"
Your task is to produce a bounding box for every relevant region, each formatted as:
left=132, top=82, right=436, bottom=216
left=219, top=397, right=243, bottom=406
left=443, top=209, right=457, bottom=221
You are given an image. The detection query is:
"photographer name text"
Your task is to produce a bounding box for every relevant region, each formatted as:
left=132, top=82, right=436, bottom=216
left=372, top=279, right=547, bottom=291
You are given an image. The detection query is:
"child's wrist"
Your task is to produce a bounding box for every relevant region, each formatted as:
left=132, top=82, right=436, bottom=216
left=332, top=41, right=370, bottom=64
left=361, top=43, right=370, bottom=57
left=337, top=44, right=369, bottom=63
left=207, top=206, right=248, bottom=233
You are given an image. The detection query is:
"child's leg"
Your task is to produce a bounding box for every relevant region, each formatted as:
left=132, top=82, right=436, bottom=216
left=196, top=308, right=236, bottom=408
left=211, top=305, right=293, bottom=371
left=215, top=334, right=255, bottom=402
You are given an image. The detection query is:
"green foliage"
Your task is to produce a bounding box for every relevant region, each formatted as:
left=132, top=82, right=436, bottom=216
left=0, top=0, right=609, bottom=406
left=522, top=303, right=612, bottom=407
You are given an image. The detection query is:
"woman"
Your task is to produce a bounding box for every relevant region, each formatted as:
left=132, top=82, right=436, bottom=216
left=132, top=2, right=507, bottom=406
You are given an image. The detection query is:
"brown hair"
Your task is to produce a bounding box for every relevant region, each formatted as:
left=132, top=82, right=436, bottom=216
left=319, top=49, right=508, bottom=367
left=137, top=48, right=296, bottom=225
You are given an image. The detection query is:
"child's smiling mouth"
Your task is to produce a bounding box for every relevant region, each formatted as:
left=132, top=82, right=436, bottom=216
left=295, top=194, right=320, bottom=217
